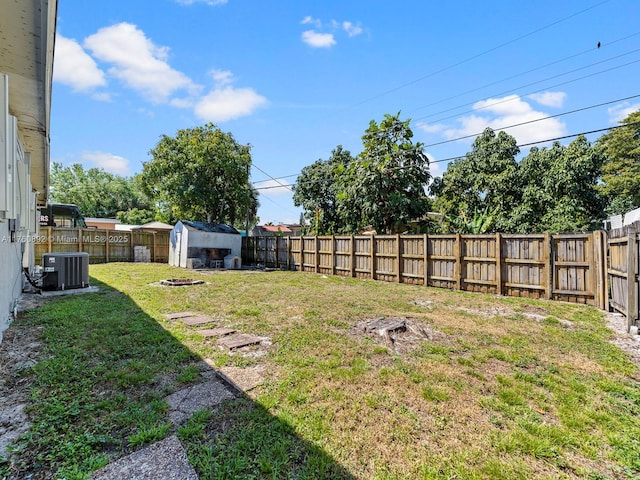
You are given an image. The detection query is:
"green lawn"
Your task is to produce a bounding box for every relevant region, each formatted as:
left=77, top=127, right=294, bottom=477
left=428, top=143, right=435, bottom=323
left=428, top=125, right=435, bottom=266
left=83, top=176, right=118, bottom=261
left=2, top=262, right=640, bottom=479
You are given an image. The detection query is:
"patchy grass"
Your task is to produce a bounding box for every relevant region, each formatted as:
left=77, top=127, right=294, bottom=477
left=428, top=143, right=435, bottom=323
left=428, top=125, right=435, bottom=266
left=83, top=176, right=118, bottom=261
left=2, top=262, right=640, bottom=479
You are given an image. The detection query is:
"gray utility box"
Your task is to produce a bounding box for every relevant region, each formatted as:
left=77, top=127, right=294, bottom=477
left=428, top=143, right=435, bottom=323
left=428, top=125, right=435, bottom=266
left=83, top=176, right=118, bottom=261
left=42, top=252, right=90, bottom=291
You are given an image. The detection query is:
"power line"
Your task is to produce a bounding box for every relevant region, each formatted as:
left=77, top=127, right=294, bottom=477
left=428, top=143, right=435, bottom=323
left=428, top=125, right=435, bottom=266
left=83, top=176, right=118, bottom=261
left=252, top=173, right=299, bottom=184
left=429, top=120, right=640, bottom=164
left=252, top=120, right=640, bottom=190
left=414, top=49, right=640, bottom=124
left=252, top=164, right=293, bottom=192
left=409, top=30, right=640, bottom=116
left=422, top=93, right=640, bottom=148
left=348, top=0, right=611, bottom=108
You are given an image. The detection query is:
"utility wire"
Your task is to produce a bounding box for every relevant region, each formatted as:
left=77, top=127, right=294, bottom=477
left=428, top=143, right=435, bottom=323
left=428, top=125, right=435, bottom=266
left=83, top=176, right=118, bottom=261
left=429, top=120, right=640, bottom=164
left=409, top=30, right=640, bottom=115
left=423, top=93, right=640, bottom=148
left=415, top=49, right=640, bottom=123
left=348, top=0, right=611, bottom=108
left=252, top=164, right=293, bottom=191
left=252, top=120, right=640, bottom=190
left=252, top=173, right=299, bottom=184
left=253, top=2, right=623, bottom=198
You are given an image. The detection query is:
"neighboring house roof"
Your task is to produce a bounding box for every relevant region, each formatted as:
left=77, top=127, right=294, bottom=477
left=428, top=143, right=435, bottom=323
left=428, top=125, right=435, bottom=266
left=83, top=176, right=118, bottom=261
left=180, top=220, right=240, bottom=235
left=259, top=225, right=292, bottom=233
left=85, top=218, right=121, bottom=225
left=138, top=221, right=174, bottom=230
left=0, top=0, right=57, bottom=206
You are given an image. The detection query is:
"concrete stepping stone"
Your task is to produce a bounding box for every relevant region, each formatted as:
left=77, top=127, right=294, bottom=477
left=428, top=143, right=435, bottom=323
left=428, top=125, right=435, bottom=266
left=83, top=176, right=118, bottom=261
left=197, top=328, right=237, bottom=338
left=217, top=333, right=263, bottom=350
left=90, top=435, right=197, bottom=480
left=165, top=378, right=236, bottom=425
left=163, top=311, right=199, bottom=320
left=218, top=366, right=265, bottom=392
left=180, top=315, right=215, bottom=326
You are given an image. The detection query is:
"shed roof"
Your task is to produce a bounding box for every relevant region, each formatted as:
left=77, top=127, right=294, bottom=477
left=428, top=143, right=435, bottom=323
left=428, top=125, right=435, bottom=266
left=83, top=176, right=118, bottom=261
left=181, top=221, right=240, bottom=234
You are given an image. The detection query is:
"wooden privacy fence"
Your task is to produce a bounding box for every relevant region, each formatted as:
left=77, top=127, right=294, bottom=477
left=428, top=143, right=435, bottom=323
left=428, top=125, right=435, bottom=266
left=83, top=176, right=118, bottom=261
left=34, top=227, right=170, bottom=264
left=607, top=223, right=639, bottom=331
left=243, top=232, right=608, bottom=309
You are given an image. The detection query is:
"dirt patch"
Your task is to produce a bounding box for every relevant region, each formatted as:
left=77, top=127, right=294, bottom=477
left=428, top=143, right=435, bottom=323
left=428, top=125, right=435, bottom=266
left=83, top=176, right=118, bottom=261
left=605, top=311, right=640, bottom=369
left=0, top=319, right=44, bottom=459
left=351, top=316, right=449, bottom=355
left=456, top=305, right=575, bottom=328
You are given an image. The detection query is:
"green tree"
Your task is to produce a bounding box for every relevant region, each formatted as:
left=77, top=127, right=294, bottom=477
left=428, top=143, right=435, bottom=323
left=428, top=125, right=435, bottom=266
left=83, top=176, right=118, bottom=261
left=432, top=128, right=520, bottom=232
left=337, top=113, right=431, bottom=234
left=140, top=123, right=255, bottom=225
left=49, top=163, right=148, bottom=218
left=514, top=136, right=605, bottom=233
left=116, top=208, right=156, bottom=225
left=596, top=110, right=640, bottom=214
left=293, top=146, right=353, bottom=234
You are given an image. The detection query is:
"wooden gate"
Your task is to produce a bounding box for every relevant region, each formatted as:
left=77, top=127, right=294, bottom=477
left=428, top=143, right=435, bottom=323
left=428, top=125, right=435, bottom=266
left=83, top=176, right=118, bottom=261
left=608, top=224, right=639, bottom=331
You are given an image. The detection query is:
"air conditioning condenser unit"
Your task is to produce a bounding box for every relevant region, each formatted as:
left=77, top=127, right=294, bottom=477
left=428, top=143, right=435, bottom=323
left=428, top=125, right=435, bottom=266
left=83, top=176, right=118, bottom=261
left=42, top=252, right=90, bottom=291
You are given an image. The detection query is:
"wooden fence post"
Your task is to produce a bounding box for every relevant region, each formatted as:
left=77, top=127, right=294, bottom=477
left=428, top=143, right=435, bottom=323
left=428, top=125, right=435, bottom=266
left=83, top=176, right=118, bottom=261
left=331, top=235, right=336, bottom=276
left=371, top=235, right=376, bottom=280
left=627, top=231, right=637, bottom=332
left=455, top=233, right=462, bottom=291
left=545, top=232, right=553, bottom=300
left=495, top=232, right=502, bottom=296
left=78, top=228, right=83, bottom=253
left=47, top=226, right=52, bottom=253
left=315, top=236, right=320, bottom=273
left=423, top=233, right=429, bottom=286
left=105, top=230, right=110, bottom=263
left=593, top=231, right=606, bottom=310
left=350, top=236, right=356, bottom=278
left=397, top=234, right=402, bottom=283
left=603, top=230, right=610, bottom=312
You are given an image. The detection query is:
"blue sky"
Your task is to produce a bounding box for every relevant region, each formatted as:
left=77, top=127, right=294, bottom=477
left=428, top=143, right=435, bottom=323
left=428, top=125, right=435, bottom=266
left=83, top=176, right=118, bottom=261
left=51, top=0, right=640, bottom=224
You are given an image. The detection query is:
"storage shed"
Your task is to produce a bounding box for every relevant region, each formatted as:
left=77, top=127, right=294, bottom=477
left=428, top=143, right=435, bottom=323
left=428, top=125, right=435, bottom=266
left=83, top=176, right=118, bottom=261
left=169, top=221, right=242, bottom=269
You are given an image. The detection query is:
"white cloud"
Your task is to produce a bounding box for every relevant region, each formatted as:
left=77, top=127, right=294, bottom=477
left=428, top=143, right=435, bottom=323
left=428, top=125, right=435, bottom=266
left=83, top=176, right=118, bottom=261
left=210, top=69, right=234, bottom=86
left=301, top=16, right=322, bottom=28
left=416, top=122, right=446, bottom=134
left=82, top=151, right=131, bottom=176
left=432, top=95, right=566, bottom=146
left=84, top=22, right=199, bottom=103
left=342, top=21, right=363, bottom=37
left=527, top=91, right=566, bottom=108
left=91, top=92, right=112, bottom=102
left=300, top=16, right=363, bottom=47
left=255, top=179, right=293, bottom=196
left=54, top=35, right=106, bottom=92
left=175, top=0, right=228, bottom=5
left=608, top=102, right=640, bottom=123
left=301, top=30, right=336, bottom=48
left=194, top=76, right=267, bottom=122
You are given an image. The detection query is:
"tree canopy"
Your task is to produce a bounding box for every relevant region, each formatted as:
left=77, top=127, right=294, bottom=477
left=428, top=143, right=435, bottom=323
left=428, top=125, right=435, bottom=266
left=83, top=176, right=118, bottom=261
left=431, top=129, right=606, bottom=233
left=597, top=110, right=640, bottom=214
left=293, top=146, right=353, bottom=234
left=140, top=123, right=256, bottom=225
left=431, top=128, right=520, bottom=232
left=337, top=113, right=431, bottom=234
left=49, top=162, right=150, bottom=220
